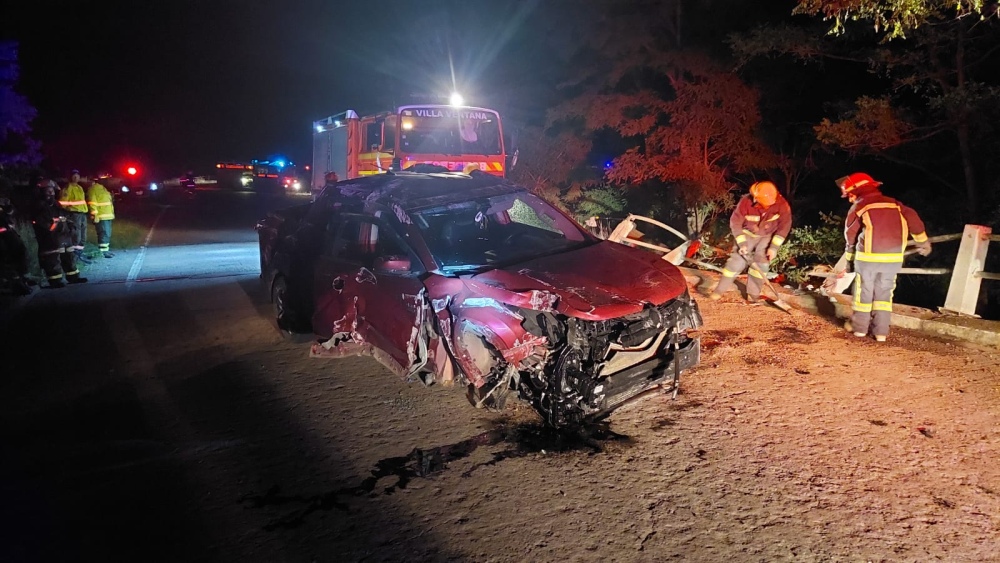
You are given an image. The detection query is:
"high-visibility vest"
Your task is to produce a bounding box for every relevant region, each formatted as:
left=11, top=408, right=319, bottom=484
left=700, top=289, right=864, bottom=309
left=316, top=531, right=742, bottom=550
left=59, top=183, right=88, bottom=213
left=87, top=183, right=115, bottom=221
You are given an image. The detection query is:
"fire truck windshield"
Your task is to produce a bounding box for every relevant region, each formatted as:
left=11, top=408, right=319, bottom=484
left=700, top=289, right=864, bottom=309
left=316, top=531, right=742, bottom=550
left=398, top=107, right=502, bottom=156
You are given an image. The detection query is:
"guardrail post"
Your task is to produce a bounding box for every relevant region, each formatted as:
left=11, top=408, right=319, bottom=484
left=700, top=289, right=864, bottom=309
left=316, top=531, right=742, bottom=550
left=943, top=224, right=992, bottom=316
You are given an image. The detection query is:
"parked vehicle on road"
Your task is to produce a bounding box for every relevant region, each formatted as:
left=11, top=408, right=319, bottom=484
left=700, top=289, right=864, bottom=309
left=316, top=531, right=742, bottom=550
left=256, top=170, right=701, bottom=426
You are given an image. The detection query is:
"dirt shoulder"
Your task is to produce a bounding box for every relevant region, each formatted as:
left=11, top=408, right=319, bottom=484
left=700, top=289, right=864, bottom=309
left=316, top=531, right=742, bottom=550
left=226, top=294, right=1000, bottom=561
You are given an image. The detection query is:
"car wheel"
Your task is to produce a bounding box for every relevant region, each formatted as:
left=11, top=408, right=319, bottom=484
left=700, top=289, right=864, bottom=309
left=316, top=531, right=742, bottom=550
left=271, top=276, right=309, bottom=340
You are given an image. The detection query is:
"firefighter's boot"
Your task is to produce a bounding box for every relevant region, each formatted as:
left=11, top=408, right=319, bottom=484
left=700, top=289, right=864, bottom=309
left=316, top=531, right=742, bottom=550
left=67, top=273, right=88, bottom=284
left=48, top=278, right=66, bottom=289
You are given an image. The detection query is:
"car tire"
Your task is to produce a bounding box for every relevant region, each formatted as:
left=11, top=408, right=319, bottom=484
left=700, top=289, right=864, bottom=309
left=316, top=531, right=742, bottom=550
left=271, top=276, right=310, bottom=341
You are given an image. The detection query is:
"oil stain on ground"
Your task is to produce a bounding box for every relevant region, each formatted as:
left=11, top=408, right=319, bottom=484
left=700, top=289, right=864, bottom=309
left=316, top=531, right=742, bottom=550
left=241, top=420, right=631, bottom=530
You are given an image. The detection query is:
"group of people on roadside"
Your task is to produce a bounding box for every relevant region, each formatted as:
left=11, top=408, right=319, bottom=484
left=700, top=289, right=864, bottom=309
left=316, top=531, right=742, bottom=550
left=0, top=170, right=116, bottom=295
left=709, top=171, right=931, bottom=342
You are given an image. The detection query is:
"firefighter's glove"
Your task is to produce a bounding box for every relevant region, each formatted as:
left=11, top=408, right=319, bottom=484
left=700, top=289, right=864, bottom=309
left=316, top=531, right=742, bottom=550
left=915, top=241, right=932, bottom=256
left=737, top=243, right=749, bottom=256
left=93, top=216, right=101, bottom=224
left=766, top=247, right=778, bottom=262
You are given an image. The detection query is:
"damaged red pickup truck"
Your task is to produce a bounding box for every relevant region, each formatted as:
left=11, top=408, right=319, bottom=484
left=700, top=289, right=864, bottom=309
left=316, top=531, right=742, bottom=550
left=257, top=171, right=701, bottom=426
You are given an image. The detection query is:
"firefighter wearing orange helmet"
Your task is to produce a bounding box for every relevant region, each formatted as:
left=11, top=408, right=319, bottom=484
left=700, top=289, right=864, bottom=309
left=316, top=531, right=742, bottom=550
left=710, top=180, right=792, bottom=303
left=831, top=172, right=931, bottom=341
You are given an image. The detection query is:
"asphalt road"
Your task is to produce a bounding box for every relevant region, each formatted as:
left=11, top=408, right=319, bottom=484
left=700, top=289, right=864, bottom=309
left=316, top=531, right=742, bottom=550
left=0, top=190, right=328, bottom=561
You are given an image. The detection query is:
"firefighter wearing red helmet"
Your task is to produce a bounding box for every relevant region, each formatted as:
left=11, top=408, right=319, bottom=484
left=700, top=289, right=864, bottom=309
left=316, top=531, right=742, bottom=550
left=833, top=172, right=931, bottom=342
left=710, top=180, right=792, bottom=303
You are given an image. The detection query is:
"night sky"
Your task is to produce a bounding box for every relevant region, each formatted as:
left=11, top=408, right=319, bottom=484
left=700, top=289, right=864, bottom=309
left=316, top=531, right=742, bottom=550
left=7, top=0, right=563, bottom=177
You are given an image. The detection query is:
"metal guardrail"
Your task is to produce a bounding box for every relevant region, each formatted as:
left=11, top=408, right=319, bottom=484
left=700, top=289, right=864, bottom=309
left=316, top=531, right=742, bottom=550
left=591, top=216, right=997, bottom=318
left=825, top=225, right=997, bottom=317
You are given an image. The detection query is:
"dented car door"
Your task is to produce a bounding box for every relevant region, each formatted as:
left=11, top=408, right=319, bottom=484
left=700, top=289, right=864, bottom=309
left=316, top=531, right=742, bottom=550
left=313, top=214, right=426, bottom=374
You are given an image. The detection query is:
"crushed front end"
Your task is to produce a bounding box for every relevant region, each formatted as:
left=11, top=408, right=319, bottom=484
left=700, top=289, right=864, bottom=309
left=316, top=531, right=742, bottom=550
left=507, top=291, right=702, bottom=427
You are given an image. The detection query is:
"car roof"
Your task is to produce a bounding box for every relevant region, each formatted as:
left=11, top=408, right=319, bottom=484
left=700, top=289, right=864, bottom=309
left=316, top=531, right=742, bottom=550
left=319, top=171, right=525, bottom=212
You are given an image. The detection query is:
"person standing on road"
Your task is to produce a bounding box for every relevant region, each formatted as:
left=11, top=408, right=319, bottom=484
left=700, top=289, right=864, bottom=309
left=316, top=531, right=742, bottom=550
left=831, top=172, right=931, bottom=342
left=0, top=195, right=33, bottom=295
left=58, top=170, right=91, bottom=263
left=33, top=179, right=88, bottom=288
left=710, top=181, right=792, bottom=304
left=85, top=176, right=115, bottom=258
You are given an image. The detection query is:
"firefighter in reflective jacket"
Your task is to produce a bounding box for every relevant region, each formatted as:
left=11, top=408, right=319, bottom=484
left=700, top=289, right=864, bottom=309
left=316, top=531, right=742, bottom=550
left=33, top=180, right=88, bottom=288
left=59, top=170, right=89, bottom=259
left=711, top=181, right=792, bottom=303
left=833, top=172, right=930, bottom=342
left=85, top=177, right=115, bottom=257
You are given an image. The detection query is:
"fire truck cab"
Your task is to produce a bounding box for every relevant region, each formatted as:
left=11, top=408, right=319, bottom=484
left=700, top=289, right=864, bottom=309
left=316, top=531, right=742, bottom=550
left=311, top=104, right=507, bottom=193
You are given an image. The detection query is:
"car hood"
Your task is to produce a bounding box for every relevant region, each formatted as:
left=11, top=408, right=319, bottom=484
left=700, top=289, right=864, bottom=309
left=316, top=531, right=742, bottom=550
left=465, top=240, right=688, bottom=320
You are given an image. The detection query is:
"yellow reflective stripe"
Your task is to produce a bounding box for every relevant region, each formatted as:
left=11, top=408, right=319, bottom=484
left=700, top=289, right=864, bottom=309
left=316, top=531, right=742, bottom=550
left=47, top=273, right=63, bottom=280
left=853, top=275, right=864, bottom=308
left=845, top=252, right=855, bottom=261
left=912, top=232, right=928, bottom=243
left=873, top=301, right=893, bottom=312
left=861, top=212, right=874, bottom=254
left=42, top=248, right=64, bottom=255
left=857, top=202, right=901, bottom=215
left=853, top=302, right=873, bottom=313
left=59, top=200, right=87, bottom=206
left=745, top=215, right=761, bottom=221
left=748, top=268, right=765, bottom=279
left=721, top=268, right=739, bottom=278
left=87, top=201, right=113, bottom=206
left=735, top=234, right=747, bottom=243
left=765, top=215, right=780, bottom=222
left=856, top=251, right=903, bottom=263
left=771, top=235, right=785, bottom=246
left=65, top=269, right=79, bottom=276
left=96, top=213, right=114, bottom=219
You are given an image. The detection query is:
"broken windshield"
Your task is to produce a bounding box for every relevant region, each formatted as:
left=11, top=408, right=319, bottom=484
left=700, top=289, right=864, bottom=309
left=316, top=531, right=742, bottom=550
left=412, top=192, right=591, bottom=273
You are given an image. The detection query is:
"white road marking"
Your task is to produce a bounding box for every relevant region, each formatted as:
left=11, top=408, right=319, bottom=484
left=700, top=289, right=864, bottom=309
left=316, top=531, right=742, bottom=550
left=126, top=206, right=169, bottom=290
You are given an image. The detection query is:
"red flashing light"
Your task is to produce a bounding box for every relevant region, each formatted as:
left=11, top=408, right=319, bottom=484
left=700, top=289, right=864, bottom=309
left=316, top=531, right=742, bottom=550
left=126, top=166, right=138, bottom=176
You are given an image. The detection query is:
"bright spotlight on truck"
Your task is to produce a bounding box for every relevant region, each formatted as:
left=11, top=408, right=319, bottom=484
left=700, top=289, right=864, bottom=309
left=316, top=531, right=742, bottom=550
left=449, top=92, right=464, bottom=106
left=316, top=125, right=324, bottom=133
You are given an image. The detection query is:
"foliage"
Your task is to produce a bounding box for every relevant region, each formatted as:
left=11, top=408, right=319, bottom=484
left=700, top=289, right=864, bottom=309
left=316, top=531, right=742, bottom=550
left=0, top=41, right=40, bottom=168
left=732, top=13, right=1000, bottom=220
left=546, top=1, right=779, bottom=233
left=507, top=125, right=593, bottom=200
left=814, top=96, right=915, bottom=151
left=773, top=212, right=845, bottom=283
left=572, top=185, right=627, bottom=224
left=793, top=0, right=999, bottom=40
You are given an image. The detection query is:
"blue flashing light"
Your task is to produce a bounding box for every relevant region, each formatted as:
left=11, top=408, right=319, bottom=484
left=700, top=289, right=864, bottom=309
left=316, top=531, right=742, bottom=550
left=275, top=160, right=285, bottom=168
left=121, top=186, right=130, bottom=193
left=604, top=161, right=613, bottom=169
left=150, top=183, right=158, bottom=191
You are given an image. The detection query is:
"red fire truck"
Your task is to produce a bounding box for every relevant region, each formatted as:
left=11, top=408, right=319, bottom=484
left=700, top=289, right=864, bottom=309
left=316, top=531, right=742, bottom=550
left=311, top=104, right=507, bottom=191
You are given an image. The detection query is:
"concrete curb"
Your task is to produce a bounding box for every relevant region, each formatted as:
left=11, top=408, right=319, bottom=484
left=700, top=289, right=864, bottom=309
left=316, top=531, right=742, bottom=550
left=680, top=266, right=1000, bottom=349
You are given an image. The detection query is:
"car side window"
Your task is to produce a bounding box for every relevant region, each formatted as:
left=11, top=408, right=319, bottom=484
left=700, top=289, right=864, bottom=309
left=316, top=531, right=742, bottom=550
left=331, top=216, right=420, bottom=273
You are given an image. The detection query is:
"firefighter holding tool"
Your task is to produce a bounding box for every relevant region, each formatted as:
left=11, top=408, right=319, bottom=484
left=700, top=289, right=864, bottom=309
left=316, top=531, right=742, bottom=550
left=710, top=181, right=792, bottom=304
